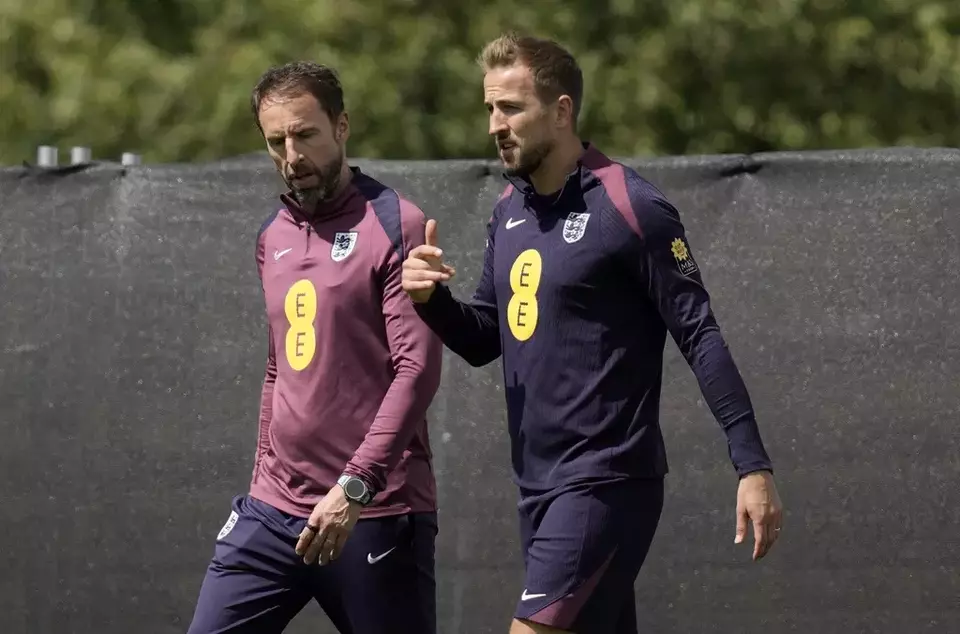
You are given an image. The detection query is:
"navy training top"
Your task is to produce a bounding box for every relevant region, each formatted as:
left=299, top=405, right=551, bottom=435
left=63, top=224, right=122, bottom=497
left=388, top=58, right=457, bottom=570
left=415, top=143, right=772, bottom=493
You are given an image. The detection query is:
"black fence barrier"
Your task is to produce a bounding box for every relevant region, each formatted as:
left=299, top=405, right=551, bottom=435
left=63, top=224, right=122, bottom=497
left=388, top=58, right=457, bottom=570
left=1, top=147, right=959, bottom=633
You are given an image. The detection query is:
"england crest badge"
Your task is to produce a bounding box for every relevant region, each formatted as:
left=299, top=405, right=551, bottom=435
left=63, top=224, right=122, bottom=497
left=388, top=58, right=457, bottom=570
left=562, top=212, right=590, bottom=244
left=331, top=232, right=358, bottom=261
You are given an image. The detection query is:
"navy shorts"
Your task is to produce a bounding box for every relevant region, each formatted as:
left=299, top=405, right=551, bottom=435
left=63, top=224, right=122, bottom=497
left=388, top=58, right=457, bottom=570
left=186, top=495, right=437, bottom=634
left=514, top=477, right=664, bottom=633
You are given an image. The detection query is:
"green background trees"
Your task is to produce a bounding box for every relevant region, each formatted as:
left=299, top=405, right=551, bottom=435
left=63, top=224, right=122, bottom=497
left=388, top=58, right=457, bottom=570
left=2, top=0, right=957, bottom=165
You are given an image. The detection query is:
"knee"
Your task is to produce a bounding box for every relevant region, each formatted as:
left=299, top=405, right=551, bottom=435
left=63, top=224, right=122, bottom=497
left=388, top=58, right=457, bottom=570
left=510, top=617, right=574, bottom=634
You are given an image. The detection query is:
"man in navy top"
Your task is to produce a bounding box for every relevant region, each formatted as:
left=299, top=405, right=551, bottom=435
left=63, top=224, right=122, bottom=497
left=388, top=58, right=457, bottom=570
left=402, top=33, right=784, bottom=634
left=186, top=61, right=444, bottom=633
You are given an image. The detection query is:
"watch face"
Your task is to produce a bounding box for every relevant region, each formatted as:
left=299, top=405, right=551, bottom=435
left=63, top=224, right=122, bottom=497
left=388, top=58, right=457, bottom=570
left=345, top=478, right=366, bottom=499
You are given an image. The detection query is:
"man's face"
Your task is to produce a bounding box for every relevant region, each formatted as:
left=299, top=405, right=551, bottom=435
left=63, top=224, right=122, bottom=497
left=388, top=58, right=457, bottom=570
left=483, top=63, right=556, bottom=178
left=258, top=92, right=348, bottom=209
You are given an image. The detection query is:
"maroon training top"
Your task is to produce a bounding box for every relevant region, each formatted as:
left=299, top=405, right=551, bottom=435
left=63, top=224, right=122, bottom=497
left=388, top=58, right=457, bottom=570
left=249, top=167, right=443, bottom=519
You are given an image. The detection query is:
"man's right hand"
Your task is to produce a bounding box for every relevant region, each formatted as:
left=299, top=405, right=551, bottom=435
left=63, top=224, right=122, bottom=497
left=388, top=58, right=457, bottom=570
left=402, top=219, right=456, bottom=303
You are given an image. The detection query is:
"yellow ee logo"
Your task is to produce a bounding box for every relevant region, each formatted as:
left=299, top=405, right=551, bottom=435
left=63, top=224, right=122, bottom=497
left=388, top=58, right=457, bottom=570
left=284, top=279, right=317, bottom=371
left=507, top=249, right=542, bottom=341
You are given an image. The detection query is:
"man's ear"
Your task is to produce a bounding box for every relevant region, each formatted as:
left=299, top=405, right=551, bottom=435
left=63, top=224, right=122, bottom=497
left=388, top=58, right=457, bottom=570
left=555, top=95, right=575, bottom=129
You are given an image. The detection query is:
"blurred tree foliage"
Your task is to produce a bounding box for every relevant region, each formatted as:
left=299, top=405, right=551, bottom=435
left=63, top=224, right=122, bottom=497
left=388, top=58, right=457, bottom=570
left=1, top=0, right=958, bottom=164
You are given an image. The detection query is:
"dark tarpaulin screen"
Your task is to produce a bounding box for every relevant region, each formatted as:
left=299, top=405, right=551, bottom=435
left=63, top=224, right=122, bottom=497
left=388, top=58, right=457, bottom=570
left=1, top=148, right=958, bottom=633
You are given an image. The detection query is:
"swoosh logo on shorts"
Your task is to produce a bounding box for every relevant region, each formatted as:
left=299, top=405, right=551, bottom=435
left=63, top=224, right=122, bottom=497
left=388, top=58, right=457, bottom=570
left=367, top=547, right=397, bottom=564
left=521, top=589, right=547, bottom=601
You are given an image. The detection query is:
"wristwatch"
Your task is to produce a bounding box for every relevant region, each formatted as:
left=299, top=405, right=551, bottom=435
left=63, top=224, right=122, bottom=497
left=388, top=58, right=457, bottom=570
left=337, top=474, right=373, bottom=506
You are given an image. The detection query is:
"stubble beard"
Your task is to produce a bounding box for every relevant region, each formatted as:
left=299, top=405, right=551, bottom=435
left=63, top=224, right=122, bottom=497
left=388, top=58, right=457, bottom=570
left=504, top=138, right=554, bottom=179
left=289, top=153, right=344, bottom=210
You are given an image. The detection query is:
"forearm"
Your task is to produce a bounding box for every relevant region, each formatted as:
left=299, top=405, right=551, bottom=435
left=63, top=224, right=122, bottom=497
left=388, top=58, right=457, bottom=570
left=414, top=284, right=501, bottom=367
left=684, top=324, right=772, bottom=476
left=343, top=345, right=442, bottom=492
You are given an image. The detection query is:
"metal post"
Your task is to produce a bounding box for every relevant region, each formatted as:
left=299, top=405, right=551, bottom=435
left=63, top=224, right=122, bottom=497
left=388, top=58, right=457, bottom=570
left=70, top=146, right=92, bottom=165
left=36, top=146, right=58, bottom=167
left=121, top=152, right=141, bottom=166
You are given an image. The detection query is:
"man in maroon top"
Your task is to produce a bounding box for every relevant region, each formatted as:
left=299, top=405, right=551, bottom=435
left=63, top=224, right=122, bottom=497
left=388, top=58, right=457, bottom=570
left=185, top=61, right=445, bottom=634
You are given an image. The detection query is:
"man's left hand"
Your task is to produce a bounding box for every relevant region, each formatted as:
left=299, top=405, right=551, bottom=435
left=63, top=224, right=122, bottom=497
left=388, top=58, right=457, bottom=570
left=295, top=484, right=362, bottom=565
left=735, top=469, right=783, bottom=561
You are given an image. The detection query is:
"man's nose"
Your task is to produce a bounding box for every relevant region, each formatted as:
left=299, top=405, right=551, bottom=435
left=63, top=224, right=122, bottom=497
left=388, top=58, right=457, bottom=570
left=285, top=137, right=302, bottom=165
left=489, top=112, right=508, bottom=137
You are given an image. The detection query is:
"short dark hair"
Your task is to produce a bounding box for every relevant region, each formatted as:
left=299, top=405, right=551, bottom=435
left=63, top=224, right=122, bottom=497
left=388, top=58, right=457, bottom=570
left=478, top=32, right=583, bottom=123
left=250, top=61, right=345, bottom=130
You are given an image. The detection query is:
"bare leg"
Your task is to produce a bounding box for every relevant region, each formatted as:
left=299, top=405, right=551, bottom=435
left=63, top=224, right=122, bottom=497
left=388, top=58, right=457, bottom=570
left=510, top=617, right=573, bottom=633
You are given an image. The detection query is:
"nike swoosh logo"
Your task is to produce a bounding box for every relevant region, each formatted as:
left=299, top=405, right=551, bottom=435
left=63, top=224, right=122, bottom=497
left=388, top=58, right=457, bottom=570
left=274, top=248, right=292, bottom=260
left=505, top=218, right=526, bottom=229
left=521, top=590, right=547, bottom=601
left=367, top=547, right=397, bottom=564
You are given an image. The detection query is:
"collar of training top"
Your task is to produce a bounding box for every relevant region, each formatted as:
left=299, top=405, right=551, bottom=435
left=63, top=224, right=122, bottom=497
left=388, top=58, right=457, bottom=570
left=280, top=166, right=364, bottom=225
left=502, top=142, right=605, bottom=210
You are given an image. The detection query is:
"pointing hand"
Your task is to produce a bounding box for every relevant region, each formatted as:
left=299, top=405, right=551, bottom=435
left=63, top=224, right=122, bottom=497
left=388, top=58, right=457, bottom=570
left=402, top=219, right=456, bottom=303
